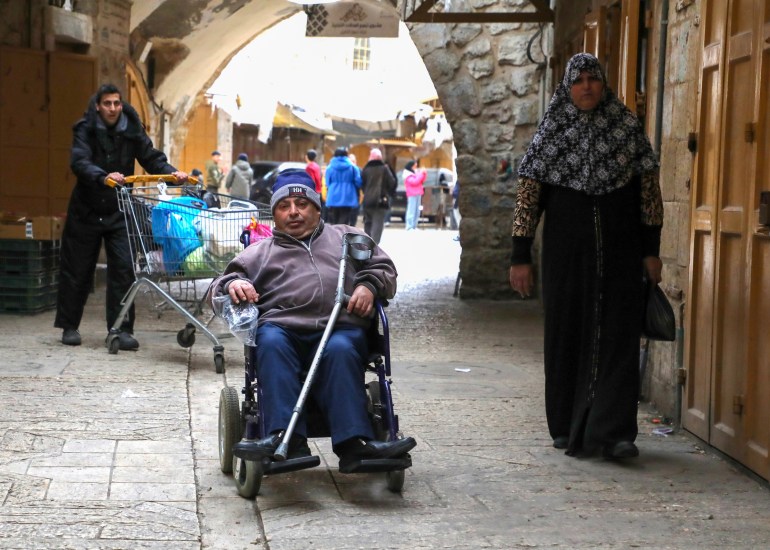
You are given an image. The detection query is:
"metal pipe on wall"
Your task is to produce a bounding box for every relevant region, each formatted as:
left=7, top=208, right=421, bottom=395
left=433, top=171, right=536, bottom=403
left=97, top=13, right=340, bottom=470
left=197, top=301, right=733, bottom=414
left=654, top=0, right=670, bottom=153
left=675, top=302, right=685, bottom=430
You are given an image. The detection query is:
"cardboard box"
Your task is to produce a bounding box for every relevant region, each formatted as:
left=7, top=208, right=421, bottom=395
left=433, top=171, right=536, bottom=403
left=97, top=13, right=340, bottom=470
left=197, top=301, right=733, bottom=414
left=0, top=216, right=64, bottom=240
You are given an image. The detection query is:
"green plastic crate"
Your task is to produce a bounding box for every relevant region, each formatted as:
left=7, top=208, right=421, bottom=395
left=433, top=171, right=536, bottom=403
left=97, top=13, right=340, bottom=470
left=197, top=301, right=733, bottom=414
left=0, top=285, right=57, bottom=314
left=0, top=271, right=59, bottom=289
left=0, top=252, right=59, bottom=274
left=0, top=239, right=61, bottom=253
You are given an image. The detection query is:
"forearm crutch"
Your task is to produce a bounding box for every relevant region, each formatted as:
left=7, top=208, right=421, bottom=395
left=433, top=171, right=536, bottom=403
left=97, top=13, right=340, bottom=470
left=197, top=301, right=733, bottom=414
left=274, top=233, right=376, bottom=461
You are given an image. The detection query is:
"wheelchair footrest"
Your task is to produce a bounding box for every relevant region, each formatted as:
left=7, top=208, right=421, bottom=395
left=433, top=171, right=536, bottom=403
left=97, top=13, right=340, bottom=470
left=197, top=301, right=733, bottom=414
left=263, top=455, right=321, bottom=475
left=338, top=454, right=412, bottom=474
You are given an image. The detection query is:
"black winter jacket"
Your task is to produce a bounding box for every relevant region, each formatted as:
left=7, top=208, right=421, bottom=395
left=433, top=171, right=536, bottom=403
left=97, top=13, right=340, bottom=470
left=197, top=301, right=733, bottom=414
left=361, top=160, right=396, bottom=209
left=69, top=96, right=176, bottom=217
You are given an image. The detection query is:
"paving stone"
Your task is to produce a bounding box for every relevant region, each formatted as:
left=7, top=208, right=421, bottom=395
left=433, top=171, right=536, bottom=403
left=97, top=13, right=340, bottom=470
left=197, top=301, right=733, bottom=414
left=0, top=228, right=769, bottom=549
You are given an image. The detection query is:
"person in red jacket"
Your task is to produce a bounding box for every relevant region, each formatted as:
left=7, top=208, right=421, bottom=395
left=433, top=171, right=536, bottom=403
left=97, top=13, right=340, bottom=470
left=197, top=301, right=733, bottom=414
left=304, top=149, right=322, bottom=193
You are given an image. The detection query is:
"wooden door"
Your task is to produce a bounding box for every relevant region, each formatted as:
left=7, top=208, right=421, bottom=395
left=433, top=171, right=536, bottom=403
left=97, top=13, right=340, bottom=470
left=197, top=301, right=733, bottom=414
left=707, top=0, right=757, bottom=461
left=617, top=0, right=641, bottom=112
left=178, top=103, right=219, bottom=175
left=48, top=52, right=96, bottom=215
left=743, top=0, right=770, bottom=477
left=686, top=0, right=770, bottom=479
left=0, top=48, right=48, bottom=215
left=583, top=7, right=607, bottom=58
left=685, top=2, right=724, bottom=441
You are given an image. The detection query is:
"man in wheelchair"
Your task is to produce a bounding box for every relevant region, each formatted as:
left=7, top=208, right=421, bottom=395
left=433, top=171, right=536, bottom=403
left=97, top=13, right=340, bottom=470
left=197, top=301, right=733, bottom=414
left=208, top=170, right=416, bottom=471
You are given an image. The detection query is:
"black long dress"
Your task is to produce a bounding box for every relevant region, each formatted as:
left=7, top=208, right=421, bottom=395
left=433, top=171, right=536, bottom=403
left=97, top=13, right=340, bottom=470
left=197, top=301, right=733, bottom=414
left=540, top=181, right=644, bottom=455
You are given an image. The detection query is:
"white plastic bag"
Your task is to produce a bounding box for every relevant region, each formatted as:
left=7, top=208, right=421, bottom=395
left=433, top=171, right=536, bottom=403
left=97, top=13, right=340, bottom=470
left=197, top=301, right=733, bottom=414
left=212, top=294, right=259, bottom=346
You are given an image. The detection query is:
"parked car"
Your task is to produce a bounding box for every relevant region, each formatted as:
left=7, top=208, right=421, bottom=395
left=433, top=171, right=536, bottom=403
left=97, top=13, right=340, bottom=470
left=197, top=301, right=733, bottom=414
left=249, top=161, right=307, bottom=204
left=250, top=161, right=281, bottom=182
left=391, top=167, right=454, bottom=223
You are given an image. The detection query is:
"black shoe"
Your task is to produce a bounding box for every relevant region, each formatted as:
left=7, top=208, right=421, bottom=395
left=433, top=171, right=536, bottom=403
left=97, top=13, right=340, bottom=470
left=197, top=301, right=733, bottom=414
left=335, top=437, right=416, bottom=461
left=233, top=433, right=281, bottom=461
left=232, top=432, right=309, bottom=461
left=336, top=437, right=416, bottom=472
left=288, top=437, right=311, bottom=459
left=603, top=441, right=639, bottom=459
left=553, top=436, right=569, bottom=449
left=62, top=329, right=81, bottom=346
left=109, top=331, right=139, bottom=351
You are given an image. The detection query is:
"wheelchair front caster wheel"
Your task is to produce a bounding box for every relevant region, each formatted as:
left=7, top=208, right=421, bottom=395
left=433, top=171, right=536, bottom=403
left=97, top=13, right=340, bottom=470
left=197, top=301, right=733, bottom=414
left=107, top=335, right=120, bottom=355
left=176, top=324, right=196, bottom=348
left=386, top=469, right=405, bottom=493
left=233, top=458, right=263, bottom=498
left=214, top=352, right=225, bottom=374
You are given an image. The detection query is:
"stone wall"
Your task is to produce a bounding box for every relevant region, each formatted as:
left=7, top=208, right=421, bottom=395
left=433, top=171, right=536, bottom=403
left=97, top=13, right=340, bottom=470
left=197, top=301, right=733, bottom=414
left=406, top=1, right=547, bottom=299
left=643, top=0, right=700, bottom=417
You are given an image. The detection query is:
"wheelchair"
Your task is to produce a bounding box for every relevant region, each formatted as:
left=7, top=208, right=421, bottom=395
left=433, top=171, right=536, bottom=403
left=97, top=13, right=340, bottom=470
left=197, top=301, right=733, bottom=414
left=217, top=234, right=412, bottom=498
left=218, top=303, right=411, bottom=498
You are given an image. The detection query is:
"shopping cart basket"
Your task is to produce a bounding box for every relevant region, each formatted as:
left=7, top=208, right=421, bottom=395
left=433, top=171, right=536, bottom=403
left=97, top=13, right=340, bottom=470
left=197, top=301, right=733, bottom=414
left=106, top=174, right=273, bottom=373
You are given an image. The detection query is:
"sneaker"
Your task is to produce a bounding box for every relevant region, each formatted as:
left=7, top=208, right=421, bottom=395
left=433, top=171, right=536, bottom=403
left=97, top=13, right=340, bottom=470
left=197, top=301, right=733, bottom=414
left=114, top=331, right=139, bottom=351
left=62, top=329, right=81, bottom=346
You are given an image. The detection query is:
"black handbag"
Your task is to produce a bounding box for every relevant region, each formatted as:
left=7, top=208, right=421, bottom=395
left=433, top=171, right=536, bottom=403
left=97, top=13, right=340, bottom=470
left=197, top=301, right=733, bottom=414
left=642, top=282, right=676, bottom=341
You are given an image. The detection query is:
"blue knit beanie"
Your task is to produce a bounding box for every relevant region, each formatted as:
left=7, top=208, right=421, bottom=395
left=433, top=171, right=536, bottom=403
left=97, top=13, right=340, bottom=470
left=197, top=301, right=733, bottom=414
left=270, top=170, right=321, bottom=212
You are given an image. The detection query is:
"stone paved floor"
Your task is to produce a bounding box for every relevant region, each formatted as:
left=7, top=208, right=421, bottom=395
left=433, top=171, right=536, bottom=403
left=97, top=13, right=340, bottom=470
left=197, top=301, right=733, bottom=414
left=0, top=226, right=769, bottom=549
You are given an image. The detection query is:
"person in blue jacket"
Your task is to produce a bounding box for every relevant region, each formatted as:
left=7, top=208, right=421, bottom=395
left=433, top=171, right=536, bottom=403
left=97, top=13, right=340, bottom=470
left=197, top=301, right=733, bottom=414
left=55, top=83, right=187, bottom=349
left=324, top=147, right=362, bottom=225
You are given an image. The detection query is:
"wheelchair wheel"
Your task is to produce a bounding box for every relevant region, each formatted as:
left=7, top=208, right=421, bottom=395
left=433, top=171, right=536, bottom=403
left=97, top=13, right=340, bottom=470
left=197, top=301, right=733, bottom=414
left=366, top=381, right=388, bottom=440
left=367, top=380, right=407, bottom=493
left=233, top=458, right=263, bottom=498
left=218, top=386, right=241, bottom=474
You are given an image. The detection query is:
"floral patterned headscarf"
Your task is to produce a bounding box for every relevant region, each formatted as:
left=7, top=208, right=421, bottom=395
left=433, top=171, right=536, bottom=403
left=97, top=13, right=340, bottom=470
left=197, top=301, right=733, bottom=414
left=517, top=53, right=658, bottom=195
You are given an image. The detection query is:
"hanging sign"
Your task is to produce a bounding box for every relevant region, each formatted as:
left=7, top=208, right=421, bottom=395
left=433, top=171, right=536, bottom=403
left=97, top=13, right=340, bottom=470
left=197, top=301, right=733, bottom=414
left=306, top=2, right=400, bottom=38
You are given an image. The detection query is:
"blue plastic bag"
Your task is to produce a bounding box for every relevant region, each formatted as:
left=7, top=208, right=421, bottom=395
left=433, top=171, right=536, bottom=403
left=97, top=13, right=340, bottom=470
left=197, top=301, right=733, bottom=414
left=151, top=196, right=207, bottom=274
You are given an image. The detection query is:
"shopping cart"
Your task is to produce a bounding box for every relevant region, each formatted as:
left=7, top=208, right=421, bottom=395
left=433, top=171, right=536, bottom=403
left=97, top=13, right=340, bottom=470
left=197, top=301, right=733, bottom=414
left=106, top=174, right=273, bottom=373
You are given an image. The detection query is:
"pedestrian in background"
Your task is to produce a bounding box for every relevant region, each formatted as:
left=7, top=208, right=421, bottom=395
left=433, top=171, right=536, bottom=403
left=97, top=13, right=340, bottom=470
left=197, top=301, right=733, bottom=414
left=361, top=148, right=396, bottom=244
left=225, top=152, right=253, bottom=200
left=324, top=147, right=362, bottom=225
left=55, top=83, right=188, bottom=349
left=509, top=53, right=663, bottom=460
left=305, top=149, right=322, bottom=194
left=450, top=178, right=461, bottom=233
left=347, top=153, right=363, bottom=226
left=403, top=159, right=427, bottom=231
left=205, top=150, right=225, bottom=194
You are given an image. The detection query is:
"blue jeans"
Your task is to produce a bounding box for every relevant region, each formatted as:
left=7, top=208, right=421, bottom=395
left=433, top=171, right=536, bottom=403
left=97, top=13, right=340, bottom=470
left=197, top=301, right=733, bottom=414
left=256, top=322, right=374, bottom=445
left=406, top=195, right=421, bottom=230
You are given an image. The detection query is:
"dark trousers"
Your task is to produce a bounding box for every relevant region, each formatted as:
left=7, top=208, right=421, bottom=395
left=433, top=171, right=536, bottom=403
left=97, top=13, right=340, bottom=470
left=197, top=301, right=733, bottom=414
left=256, top=322, right=374, bottom=446
left=326, top=206, right=353, bottom=225
left=55, top=210, right=135, bottom=333
left=363, top=207, right=387, bottom=244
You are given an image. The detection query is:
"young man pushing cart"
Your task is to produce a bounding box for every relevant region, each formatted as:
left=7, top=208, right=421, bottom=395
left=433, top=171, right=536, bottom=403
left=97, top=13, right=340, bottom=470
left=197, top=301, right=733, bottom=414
left=55, top=84, right=188, bottom=349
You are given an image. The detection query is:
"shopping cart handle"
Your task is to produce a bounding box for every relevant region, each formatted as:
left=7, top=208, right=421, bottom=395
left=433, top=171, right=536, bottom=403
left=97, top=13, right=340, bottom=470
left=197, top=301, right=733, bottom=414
left=105, top=174, right=199, bottom=188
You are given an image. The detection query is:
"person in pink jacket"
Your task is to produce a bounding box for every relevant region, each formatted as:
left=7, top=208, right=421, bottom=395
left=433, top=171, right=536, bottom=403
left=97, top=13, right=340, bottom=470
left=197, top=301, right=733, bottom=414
left=403, top=160, right=427, bottom=230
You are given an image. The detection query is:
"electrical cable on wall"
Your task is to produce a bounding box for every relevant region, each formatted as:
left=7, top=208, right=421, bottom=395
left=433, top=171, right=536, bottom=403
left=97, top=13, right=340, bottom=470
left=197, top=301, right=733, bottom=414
left=527, top=23, right=547, bottom=69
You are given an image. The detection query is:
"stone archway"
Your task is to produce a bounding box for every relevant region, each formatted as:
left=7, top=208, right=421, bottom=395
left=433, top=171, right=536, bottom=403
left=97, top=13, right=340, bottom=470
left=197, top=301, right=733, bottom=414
left=130, top=0, right=547, bottom=299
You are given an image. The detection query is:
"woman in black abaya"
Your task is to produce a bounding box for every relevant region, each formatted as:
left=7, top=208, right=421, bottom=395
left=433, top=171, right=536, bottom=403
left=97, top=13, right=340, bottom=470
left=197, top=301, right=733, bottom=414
left=509, top=53, right=663, bottom=459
